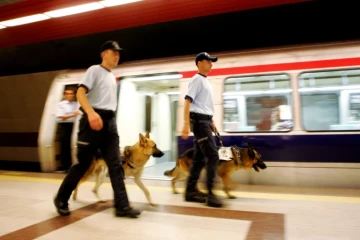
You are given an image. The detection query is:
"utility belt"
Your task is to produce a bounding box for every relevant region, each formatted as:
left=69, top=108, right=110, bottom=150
left=59, top=122, right=74, bottom=125
left=80, top=107, right=115, bottom=120
left=190, top=112, right=213, bottom=121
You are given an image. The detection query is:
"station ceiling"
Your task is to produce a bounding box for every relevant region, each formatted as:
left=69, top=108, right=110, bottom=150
left=0, top=1, right=358, bottom=76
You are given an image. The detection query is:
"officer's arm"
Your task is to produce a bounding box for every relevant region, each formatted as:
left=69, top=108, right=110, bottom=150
left=183, top=98, right=192, bottom=126
left=211, top=118, right=217, bottom=132
left=77, top=86, right=95, bottom=115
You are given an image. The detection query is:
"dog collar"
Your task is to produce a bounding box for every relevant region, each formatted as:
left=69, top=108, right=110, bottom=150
left=123, top=146, right=140, bottom=169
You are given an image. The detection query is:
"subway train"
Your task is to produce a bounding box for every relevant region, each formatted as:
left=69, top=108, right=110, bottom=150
left=2, top=40, right=360, bottom=188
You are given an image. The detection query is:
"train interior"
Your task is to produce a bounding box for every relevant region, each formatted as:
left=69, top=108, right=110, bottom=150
left=223, top=69, right=360, bottom=132
left=115, top=73, right=182, bottom=179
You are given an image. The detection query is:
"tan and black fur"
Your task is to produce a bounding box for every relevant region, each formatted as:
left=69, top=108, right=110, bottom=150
left=164, top=143, right=266, bottom=199
left=72, top=132, right=164, bottom=206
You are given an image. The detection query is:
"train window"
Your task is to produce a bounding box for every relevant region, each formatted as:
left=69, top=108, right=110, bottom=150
left=223, top=74, right=293, bottom=132
left=299, top=69, right=360, bottom=131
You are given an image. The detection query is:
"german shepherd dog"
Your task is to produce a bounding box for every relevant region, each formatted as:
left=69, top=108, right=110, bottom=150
left=72, top=132, right=164, bottom=206
left=164, top=143, right=266, bottom=199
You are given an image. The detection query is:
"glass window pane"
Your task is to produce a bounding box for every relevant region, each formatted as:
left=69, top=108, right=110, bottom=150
left=299, top=68, right=360, bottom=131
left=223, top=74, right=293, bottom=132
left=301, top=94, right=339, bottom=131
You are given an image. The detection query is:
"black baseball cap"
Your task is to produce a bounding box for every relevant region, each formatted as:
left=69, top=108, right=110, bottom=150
left=195, top=52, right=218, bottom=65
left=100, top=40, right=124, bottom=53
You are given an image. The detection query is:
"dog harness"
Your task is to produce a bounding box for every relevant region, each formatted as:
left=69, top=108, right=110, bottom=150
left=121, top=146, right=140, bottom=169
left=218, top=146, right=242, bottom=166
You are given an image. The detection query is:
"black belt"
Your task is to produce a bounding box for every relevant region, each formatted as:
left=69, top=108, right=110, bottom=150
left=80, top=107, right=115, bottom=120
left=94, top=108, right=115, bottom=120
left=190, top=112, right=213, bottom=121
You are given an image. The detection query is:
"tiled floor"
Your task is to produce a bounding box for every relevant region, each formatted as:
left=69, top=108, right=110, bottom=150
left=0, top=170, right=359, bottom=240
left=142, top=162, right=175, bottom=180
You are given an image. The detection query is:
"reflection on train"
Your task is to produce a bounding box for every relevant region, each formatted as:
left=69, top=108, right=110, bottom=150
left=37, top=41, right=360, bottom=188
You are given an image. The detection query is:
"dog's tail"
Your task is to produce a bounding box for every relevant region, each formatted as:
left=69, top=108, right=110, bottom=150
left=164, top=166, right=178, bottom=177
left=164, top=148, right=194, bottom=177
left=164, top=158, right=180, bottom=177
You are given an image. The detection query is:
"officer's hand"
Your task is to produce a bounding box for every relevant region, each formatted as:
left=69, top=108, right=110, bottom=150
left=181, top=124, right=190, bottom=140
left=88, top=112, right=103, bottom=131
left=211, top=122, right=217, bottom=132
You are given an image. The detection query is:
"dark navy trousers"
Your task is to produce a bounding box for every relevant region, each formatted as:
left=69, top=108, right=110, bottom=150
left=56, top=110, right=129, bottom=209
left=186, top=112, right=219, bottom=194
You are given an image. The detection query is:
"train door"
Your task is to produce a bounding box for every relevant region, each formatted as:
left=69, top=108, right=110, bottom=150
left=116, top=73, right=181, bottom=179
left=53, top=84, right=79, bottom=171
left=38, top=78, right=80, bottom=172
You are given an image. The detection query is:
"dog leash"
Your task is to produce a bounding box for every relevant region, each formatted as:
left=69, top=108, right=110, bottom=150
left=214, top=129, right=224, bottom=147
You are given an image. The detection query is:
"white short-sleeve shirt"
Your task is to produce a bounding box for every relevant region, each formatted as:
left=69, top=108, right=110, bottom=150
left=185, top=73, right=214, bottom=116
left=56, top=100, right=78, bottom=123
left=79, top=65, right=117, bottom=111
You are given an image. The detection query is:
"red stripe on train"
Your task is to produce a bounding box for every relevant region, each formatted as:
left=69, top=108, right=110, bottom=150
left=179, top=57, right=360, bottom=78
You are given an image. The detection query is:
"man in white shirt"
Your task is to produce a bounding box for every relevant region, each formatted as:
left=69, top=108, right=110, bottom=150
left=56, top=89, right=79, bottom=171
left=181, top=52, right=222, bottom=208
left=54, top=40, right=141, bottom=218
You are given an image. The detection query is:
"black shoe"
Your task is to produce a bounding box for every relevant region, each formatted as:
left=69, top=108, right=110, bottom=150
left=185, top=191, right=207, bottom=203
left=195, top=189, right=207, bottom=197
left=115, top=206, right=141, bottom=218
left=55, top=166, right=68, bottom=173
left=54, top=197, right=70, bottom=216
left=207, top=194, right=223, bottom=208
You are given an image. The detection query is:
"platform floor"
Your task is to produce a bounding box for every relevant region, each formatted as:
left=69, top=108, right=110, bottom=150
left=0, top=170, right=360, bottom=240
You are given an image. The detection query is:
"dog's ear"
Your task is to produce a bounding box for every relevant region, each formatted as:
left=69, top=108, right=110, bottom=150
left=139, top=133, right=146, bottom=146
left=248, top=143, right=254, bottom=151
left=248, top=143, right=255, bottom=160
left=145, top=131, right=150, bottom=138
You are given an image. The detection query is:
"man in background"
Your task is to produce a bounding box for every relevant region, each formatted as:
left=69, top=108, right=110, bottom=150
left=56, top=89, right=79, bottom=171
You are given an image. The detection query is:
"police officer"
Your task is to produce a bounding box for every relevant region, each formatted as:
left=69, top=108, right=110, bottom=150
left=181, top=52, right=222, bottom=208
left=53, top=40, right=141, bottom=218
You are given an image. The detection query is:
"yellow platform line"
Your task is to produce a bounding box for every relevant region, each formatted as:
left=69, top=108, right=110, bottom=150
left=1, top=175, right=360, bottom=204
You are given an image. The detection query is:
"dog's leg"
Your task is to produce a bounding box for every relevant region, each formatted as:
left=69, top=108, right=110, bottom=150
left=220, top=173, right=236, bottom=199
left=92, top=166, right=107, bottom=202
left=72, top=177, right=86, bottom=201
left=72, top=184, right=79, bottom=200
left=171, top=173, right=187, bottom=194
left=171, top=177, right=178, bottom=194
left=133, top=174, right=155, bottom=206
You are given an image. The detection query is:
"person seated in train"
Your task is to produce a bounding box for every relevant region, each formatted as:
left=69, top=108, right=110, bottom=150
left=270, top=106, right=293, bottom=131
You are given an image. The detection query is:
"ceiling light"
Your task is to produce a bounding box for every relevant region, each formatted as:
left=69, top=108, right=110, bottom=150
left=100, top=0, right=142, bottom=7
left=0, top=25, right=6, bottom=29
left=0, top=14, right=50, bottom=27
left=298, top=85, right=360, bottom=93
left=167, top=91, right=180, bottom=95
left=139, top=92, right=155, bottom=96
left=126, top=74, right=183, bottom=82
left=223, top=89, right=293, bottom=96
left=44, top=2, right=104, bottom=18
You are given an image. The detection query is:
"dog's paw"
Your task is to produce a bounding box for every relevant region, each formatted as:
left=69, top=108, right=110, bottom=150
left=149, top=200, right=156, bottom=205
